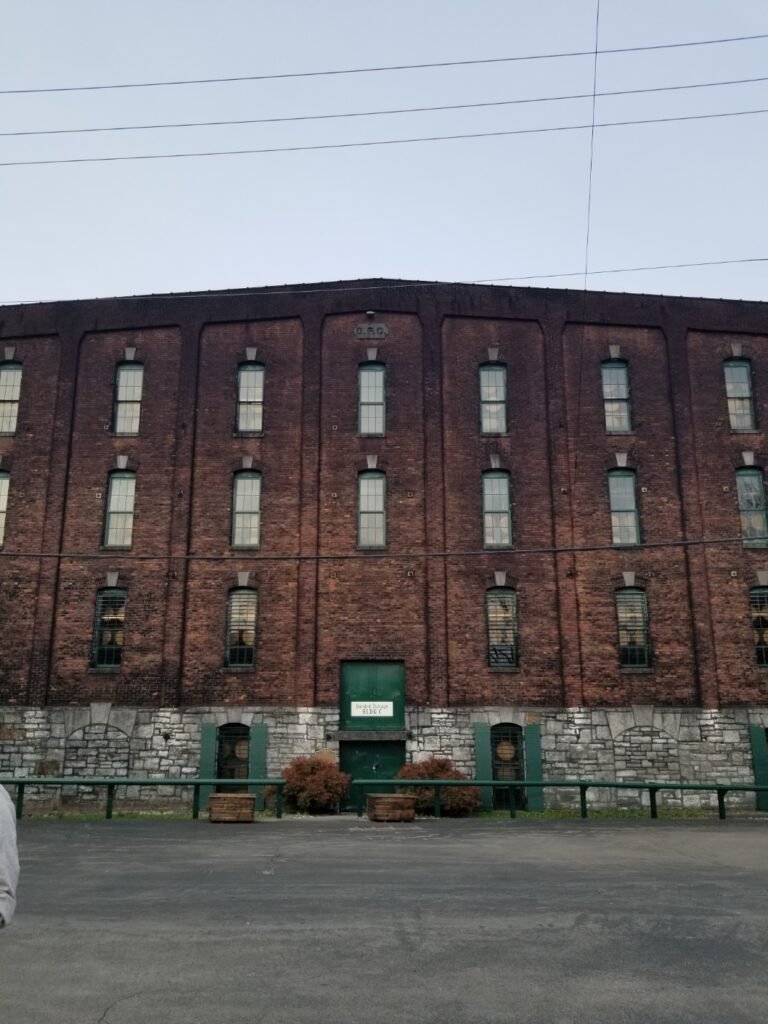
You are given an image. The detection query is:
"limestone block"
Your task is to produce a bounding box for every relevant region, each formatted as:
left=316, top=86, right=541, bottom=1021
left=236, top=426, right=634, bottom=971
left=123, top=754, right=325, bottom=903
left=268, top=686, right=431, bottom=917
left=90, top=703, right=112, bottom=725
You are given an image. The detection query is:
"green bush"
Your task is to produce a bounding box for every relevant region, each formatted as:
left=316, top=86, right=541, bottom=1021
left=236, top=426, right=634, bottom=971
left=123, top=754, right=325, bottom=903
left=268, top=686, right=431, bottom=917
left=281, top=756, right=350, bottom=814
left=396, top=756, right=481, bottom=816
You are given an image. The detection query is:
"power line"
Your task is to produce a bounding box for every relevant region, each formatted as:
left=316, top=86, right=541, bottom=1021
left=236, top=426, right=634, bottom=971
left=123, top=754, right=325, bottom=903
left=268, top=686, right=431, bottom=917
left=3, top=32, right=767, bottom=95
left=4, top=75, right=767, bottom=139
left=2, top=106, right=766, bottom=169
left=3, top=257, right=767, bottom=306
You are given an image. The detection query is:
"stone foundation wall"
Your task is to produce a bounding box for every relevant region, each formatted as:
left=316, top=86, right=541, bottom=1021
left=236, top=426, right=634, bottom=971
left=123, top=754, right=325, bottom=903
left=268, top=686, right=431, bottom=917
left=1, top=703, right=766, bottom=811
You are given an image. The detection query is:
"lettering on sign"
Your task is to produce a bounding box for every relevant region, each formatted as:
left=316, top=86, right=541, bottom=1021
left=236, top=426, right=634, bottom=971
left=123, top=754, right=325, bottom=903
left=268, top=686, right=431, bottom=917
left=350, top=701, right=394, bottom=717
left=354, top=324, right=389, bottom=339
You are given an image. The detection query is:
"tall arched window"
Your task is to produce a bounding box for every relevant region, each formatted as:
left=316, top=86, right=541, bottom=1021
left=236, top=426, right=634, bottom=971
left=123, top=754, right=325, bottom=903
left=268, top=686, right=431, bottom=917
left=615, top=587, right=651, bottom=668
left=358, top=363, right=385, bottom=436
left=358, top=471, right=386, bottom=547
left=0, top=471, right=8, bottom=547
left=601, top=360, right=631, bottom=433
left=112, top=363, right=144, bottom=435
left=103, top=471, right=136, bottom=548
left=608, top=469, right=640, bottom=546
left=226, top=588, right=258, bottom=667
left=749, top=587, right=768, bottom=666
left=0, top=362, right=22, bottom=435
left=92, top=588, right=127, bottom=668
left=482, top=471, right=513, bottom=548
left=237, top=363, right=265, bottom=434
left=479, top=364, right=507, bottom=434
left=724, top=359, right=755, bottom=432
left=232, top=471, right=262, bottom=548
left=486, top=588, right=518, bottom=668
left=736, top=468, right=768, bottom=547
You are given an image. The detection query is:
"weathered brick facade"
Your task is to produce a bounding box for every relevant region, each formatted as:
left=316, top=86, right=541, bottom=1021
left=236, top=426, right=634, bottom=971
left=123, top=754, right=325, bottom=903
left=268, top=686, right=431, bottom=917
left=1, top=280, right=767, bottom=805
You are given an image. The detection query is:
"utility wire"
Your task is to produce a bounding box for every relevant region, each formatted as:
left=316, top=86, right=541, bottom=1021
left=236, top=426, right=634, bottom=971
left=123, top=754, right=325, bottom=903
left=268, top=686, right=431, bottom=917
left=2, top=106, right=766, bottom=169
left=3, top=32, right=767, bottom=95
left=0, top=535, right=761, bottom=562
left=4, top=75, right=767, bottom=139
left=4, top=257, right=767, bottom=306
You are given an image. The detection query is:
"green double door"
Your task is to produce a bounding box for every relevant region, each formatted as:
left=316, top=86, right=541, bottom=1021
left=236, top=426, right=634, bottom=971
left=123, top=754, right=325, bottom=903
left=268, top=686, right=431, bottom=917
left=339, top=662, right=406, bottom=800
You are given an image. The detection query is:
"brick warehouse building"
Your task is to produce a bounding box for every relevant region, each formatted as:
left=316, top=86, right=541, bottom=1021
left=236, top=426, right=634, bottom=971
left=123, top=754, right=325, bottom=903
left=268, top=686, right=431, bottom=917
left=1, top=278, right=767, bottom=810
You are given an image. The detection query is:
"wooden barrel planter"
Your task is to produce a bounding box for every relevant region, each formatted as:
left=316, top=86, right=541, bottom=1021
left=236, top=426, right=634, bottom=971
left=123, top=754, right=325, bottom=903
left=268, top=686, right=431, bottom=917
left=208, top=793, right=256, bottom=823
left=366, top=794, right=416, bottom=822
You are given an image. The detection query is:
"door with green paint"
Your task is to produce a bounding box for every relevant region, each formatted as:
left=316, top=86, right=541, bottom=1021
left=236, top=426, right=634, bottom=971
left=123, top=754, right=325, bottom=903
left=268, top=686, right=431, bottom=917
left=340, top=661, right=405, bottom=730
left=339, top=741, right=406, bottom=804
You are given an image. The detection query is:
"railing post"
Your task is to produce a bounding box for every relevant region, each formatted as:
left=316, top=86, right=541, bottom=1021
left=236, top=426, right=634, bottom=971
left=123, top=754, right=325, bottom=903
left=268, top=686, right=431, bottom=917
left=717, top=787, right=727, bottom=820
left=579, top=784, right=588, bottom=819
left=434, top=784, right=442, bottom=818
left=649, top=786, right=658, bottom=820
left=15, top=783, right=25, bottom=820
left=356, top=783, right=364, bottom=818
left=508, top=786, right=516, bottom=818
left=106, top=784, right=115, bottom=820
left=276, top=783, right=283, bottom=820
left=192, top=784, right=200, bottom=820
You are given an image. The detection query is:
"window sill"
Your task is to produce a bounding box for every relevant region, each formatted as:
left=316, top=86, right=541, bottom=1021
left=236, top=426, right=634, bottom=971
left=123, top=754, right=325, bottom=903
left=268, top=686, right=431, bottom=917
left=88, top=666, right=122, bottom=674
left=483, top=545, right=514, bottom=551
left=234, top=431, right=264, bottom=438
left=606, top=431, right=635, bottom=436
left=488, top=666, right=519, bottom=673
left=101, top=546, right=133, bottom=551
left=231, top=546, right=261, bottom=551
left=223, top=665, right=256, bottom=673
left=480, top=432, right=509, bottom=438
left=729, top=428, right=760, bottom=434
left=356, top=546, right=387, bottom=552
left=620, top=666, right=652, bottom=674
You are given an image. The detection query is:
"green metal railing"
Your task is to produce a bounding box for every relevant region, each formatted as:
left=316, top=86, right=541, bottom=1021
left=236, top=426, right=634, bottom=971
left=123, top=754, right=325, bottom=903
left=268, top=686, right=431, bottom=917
left=0, top=777, right=285, bottom=821
left=352, top=778, right=768, bottom=821
left=2, top=775, right=767, bottom=822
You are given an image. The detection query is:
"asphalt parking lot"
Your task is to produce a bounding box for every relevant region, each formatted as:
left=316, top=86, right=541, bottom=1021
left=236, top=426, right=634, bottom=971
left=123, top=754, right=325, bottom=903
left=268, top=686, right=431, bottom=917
left=2, top=816, right=767, bottom=1024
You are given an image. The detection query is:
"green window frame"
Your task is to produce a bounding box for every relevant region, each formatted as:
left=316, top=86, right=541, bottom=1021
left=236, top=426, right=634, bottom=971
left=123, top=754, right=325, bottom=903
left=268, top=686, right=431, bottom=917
left=226, top=588, right=258, bottom=667
left=0, top=362, right=22, bottom=435
left=601, top=360, right=631, bottom=433
left=486, top=588, right=519, bottom=669
left=736, top=468, right=768, bottom=547
left=750, top=588, right=768, bottom=667
left=616, top=588, right=651, bottom=668
left=724, top=360, right=756, bottom=432
left=358, top=363, right=385, bottom=436
left=103, top=471, right=136, bottom=548
left=0, top=471, right=8, bottom=547
left=237, top=363, right=265, bottom=434
left=232, top=471, right=262, bottom=548
left=482, top=471, right=513, bottom=548
left=479, top=364, right=507, bottom=434
left=608, top=469, right=640, bottom=546
left=91, top=588, right=127, bottom=669
left=112, top=363, right=144, bottom=435
left=358, top=471, right=386, bottom=548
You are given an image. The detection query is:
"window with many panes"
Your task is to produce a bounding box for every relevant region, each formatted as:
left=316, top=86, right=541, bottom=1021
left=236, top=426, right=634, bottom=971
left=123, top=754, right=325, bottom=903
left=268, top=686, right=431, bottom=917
left=232, top=471, right=261, bottom=547
left=736, top=468, right=768, bottom=547
left=601, top=360, right=631, bottom=433
left=237, top=363, right=264, bottom=434
left=482, top=471, right=513, bottom=548
left=226, top=588, right=258, bottom=667
left=608, top=470, right=640, bottom=545
left=486, top=588, right=519, bottom=668
left=724, top=360, right=756, bottom=431
left=0, top=363, right=22, bottom=435
left=103, top=471, right=136, bottom=548
left=616, top=588, right=651, bottom=668
left=0, top=472, right=8, bottom=547
left=479, top=365, right=507, bottom=434
left=358, top=471, right=386, bottom=547
left=750, top=588, right=768, bottom=667
left=91, top=588, right=127, bottom=668
left=358, top=364, right=385, bottom=435
left=112, top=363, right=144, bottom=435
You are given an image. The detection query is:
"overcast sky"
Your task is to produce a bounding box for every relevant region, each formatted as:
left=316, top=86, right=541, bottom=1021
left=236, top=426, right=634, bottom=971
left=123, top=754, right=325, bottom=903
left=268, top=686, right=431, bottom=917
left=2, top=1, right=767, bottom=305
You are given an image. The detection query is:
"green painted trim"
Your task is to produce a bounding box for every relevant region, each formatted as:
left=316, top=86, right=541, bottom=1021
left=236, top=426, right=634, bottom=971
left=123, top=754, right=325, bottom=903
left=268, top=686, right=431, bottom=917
left=524, top=723, right=544, bottom=810
left=249, top=723, right=268, bottom=808
left=198, top=723, right=217, bottom=809
left=749, top=723, right=768, bottom=811
left=472, top=722, right=493, bottom=809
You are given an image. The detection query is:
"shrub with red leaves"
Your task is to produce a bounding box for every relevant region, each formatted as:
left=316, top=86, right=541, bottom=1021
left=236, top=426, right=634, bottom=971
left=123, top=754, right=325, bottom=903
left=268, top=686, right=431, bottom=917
left=282, top=756, right=350, bottom=814
left=396, top=756, right=481, bottom=816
